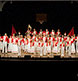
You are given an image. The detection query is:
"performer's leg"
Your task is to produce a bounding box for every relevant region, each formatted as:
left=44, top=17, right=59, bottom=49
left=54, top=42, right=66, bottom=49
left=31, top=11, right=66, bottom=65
left=5, top=42, right=7, bottom=53
left=76, top=42, right=78, bottom=53
left=68, top=46, right=71, bottom=56
left=40, top=47, right=43, bottom=56
left=18, top=46, right=21, bottom=56
left=61, top=47, right=64, bottom=57
left=2, top=42, right=4, bottom=53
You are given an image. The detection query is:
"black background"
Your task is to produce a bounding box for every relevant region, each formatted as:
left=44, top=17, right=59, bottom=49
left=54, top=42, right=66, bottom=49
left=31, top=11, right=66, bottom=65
left=0, top=1, right=78, bottom=36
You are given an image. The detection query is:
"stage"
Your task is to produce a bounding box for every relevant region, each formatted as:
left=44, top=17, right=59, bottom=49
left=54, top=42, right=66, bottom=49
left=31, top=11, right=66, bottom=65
left=0, top=52, right=78, bottom=61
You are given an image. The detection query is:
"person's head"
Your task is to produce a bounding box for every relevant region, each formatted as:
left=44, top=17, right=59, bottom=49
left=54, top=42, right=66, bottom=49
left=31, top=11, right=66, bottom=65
left=57, top=29, right=60, bottom=32
left=33, top=29, right=36, bottom=31
left=64, top=32, right=66, bottom=36
left=52, top=29, right=54, bottom=32
left=18, top=32, right=21, bottom=35
left=20, top=35, right=23, bottom=38
left=10, top=36, right=12, bottom=38
left=40, top=29, right=42, bottom=31
left=47, top=34, right=49, bottom=37
left=67, top=35, right=69, bottom=37
left=4, top=33, right=7, bottom=36
left=62, top=35, right=64, bottom=38
left=46, top=29, right=48, bottom=31
left=73, top=34, right=75, bottom=37
left=24, top=36, right=26, bottom=38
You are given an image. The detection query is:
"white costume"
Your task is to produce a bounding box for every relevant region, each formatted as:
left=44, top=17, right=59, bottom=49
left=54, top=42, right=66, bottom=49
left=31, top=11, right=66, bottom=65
left=2, top=36, right=8, bottom=53
left=60, top=43, right=65, bottom=56
left=76, top=36, right=78, bottom=53
left=71, top=38, right=75, bottom=53
left=12, top=38, right=18, bottom=53
left=52, top=41, right=58, bottom=53
left=8, top=38, right=13, bottom=52
left=0, top=36, right=3, bottom=51
left=46, top=42, right=51, bottom=53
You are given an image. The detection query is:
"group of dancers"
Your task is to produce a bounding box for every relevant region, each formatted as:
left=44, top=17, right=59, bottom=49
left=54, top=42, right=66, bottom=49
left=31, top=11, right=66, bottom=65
left=0, top=25, right=78, bottom=57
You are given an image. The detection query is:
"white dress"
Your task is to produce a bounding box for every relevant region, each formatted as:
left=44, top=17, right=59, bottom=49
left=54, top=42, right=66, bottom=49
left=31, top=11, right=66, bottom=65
left=46, top=43, right=51, bottom=53
left=52, top=42, right=58, bottom=53
left=0, top=37, right=3, bottom=50
left=71, top=42, right=75, bottom=53
left=76, top=41, right=78, bottom=53
left=0, top=41, right=3, bottom=50
left=8, top=38, right=13, bottom=52
left=12, top=39, right=18, bottom=53
left=30, top=46, right=35, bottom=53
left=71, top=39, right=75, bottom=53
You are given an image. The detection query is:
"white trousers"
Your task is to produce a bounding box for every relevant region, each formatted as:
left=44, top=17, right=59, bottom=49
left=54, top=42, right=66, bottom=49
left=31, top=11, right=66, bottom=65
left=18, top=45, right=21, bottom=56
left=43, top=46, right=46, bottom=55
left=2, top=42, right=7, bottom=53
left=40, top=47, right=43, bottom=56
left=61, top=47, right=64, bottom=56
left=68, top=46, right=71, bottom=56
left=76, top=42, right=78, bottom=53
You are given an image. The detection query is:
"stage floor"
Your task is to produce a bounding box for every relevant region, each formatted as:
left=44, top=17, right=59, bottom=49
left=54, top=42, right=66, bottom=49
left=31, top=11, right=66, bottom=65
left=0, top=52, right=78, bottom=58
left=0, top=51, right=78, bottom=61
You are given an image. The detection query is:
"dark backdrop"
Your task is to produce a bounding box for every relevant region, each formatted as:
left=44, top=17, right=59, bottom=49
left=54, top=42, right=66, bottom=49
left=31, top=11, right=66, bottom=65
left=0, top=1, right=78, bottom=36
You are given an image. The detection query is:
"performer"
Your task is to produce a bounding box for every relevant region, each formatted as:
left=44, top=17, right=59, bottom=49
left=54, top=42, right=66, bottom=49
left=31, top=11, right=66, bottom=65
left=66, top=37, right=72, bottom=56
left=66, top=35, right=70, bottom=53
left=71, top=36, right=75, bottom=54
left=17, top=39, right=21, bottom=57
left=30, top=40, right=35, bottom=54
left=8, top=36, right=13, bottom=52
left=0, top=34, right=3, bottom=52
left=40, top=40, right=44, bottom=56
left=60, top=41, right=65, bottom=57
left=20, top=35, right=24, bottom=51
left=12, top=36, right=18, bottom=54
left=45, top=29, right=49, bottom=36
left=39, top=29, right=43, bottom=35
left=42, top=32, right=47, bottom=43
left=46, top=40, right=51, bottom=54
left=50, top=29, right=55, bottom=36
left=24, top=38, right=29, bottom=53
left=56, top=29, right=61, bottom=36
left=18, top=32, right=21, bottom=38
left=75, top=34, right=78, bottom=53
left=43, top=41, right=47, bottom=56
left=2, top=33, right=8, bottom=54
left=52, top=39, right=58, bottom=54
left=32, top=29, right=37, bottom=35
left=36, top=40, right=41, bottom=54
left=25, top=29, right=31, bottom=36
left=27, top=35, right=31, bottom=53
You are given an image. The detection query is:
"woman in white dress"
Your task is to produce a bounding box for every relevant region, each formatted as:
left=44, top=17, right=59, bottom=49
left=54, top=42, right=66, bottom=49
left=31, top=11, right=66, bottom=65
left=24, top=38, right=29, bottom=53
left=27, top=35, right=31, bottom=53
left=71, top=36, right=75, bottom=54
left=12, top=36, right=18, bottom=54
left=76, top=35, right=78, bottom=53
left=0, top=35, right=3, bottom=52
left=8, top=36, right=13, bottom=52
left=60, top=41, right=65, bottom=57
left=52, top=40, right=58, bottom=54
left=46, top=40, right=51, bottom=54
left=30, top=40, right=35, bottom=54
left=66, top=38, right=72, bottom=56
